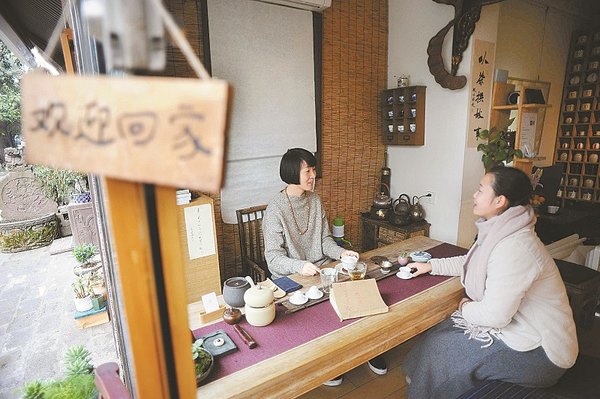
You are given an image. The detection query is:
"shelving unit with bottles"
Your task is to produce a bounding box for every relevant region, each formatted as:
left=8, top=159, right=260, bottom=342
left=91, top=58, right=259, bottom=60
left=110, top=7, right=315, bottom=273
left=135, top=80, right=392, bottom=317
left=380, top=86, right=426, bottom=145
left=490, top=77, right=551, bottom=175
left=555, top=30, right=600, bottom=204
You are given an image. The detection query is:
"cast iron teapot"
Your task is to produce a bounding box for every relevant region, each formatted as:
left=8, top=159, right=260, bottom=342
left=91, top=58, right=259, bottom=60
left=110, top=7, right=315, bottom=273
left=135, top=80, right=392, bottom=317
left=410, top=195, right=425, bottom=222
left=389, top=194, right=411, bottom=226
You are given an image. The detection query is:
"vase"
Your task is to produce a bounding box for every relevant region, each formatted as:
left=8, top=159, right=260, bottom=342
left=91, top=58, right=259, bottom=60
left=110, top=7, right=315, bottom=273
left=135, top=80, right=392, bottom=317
left=74, top=295, right=93, bottom=312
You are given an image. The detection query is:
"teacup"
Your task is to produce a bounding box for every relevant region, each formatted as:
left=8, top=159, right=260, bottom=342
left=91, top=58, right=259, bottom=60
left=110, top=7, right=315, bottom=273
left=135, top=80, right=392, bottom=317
left=388, top=125, right=394, bottom=133
left=379, top=260, right=393, bottom=274
left=410, top=108, right=417, bottom=118
left=306, top=285, right=323, bottom=299
left=547, top=205, right=559, bottom=215
left=339, top=261, right=367, bottom=280
left=409, top=123, right=416, bottom=133
left=340, top=255, right=358, bottom=270
left=289, top=290, right=307, bottom=305
left=398, top=125, right=405, bottom=133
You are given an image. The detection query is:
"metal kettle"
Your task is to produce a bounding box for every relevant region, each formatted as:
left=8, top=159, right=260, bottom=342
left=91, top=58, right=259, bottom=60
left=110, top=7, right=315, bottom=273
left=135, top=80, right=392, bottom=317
left=389, top=194, right=411, bottom=226
left=410, top=195, right=425, bottom=222
left=370, top=184, right=392, bottom=220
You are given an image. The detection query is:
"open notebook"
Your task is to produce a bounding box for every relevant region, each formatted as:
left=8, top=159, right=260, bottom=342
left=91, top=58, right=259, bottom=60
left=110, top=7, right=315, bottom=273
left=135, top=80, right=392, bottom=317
left=329, top=279, right=388, bottom=321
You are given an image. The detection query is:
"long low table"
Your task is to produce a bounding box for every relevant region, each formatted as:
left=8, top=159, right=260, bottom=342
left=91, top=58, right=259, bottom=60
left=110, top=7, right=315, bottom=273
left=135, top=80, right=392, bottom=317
left=188, top=236, right=467, bottom=398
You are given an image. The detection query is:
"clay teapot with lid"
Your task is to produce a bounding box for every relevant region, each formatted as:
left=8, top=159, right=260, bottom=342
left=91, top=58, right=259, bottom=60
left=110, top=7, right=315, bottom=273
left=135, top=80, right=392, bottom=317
left=243, top=276, right=275, bottom=327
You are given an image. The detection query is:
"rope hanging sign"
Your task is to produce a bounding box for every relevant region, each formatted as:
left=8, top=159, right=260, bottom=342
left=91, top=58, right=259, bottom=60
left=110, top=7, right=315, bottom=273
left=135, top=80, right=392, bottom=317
left=21, top=0, right=229, bottom=193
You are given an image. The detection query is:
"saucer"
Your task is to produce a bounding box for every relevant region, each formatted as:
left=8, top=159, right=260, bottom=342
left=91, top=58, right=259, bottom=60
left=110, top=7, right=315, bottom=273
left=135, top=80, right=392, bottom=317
left=396, top=271, right=413, bottom=280
left=289, top=293, right=308, bottom=305
left=306, top=288, right=323, bottom=300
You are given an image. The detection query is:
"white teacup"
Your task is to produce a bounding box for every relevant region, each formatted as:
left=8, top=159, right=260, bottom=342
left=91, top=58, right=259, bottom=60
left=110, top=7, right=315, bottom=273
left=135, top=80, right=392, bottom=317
left=340, top=255, right=358, bottom=270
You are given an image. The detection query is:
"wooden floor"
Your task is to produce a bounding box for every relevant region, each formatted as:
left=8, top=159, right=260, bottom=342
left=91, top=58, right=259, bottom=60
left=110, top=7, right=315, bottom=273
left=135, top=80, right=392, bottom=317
left=300, top=314, right=600, bottom=399
left=299, top=338, right=417, bottom=399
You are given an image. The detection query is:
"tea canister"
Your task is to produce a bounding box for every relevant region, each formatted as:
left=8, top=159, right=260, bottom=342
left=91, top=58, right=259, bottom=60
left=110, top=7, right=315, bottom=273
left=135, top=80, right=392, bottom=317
left=568, top=190, right=577, bottom=199
left=576, top=142, right=585, bottom=149
left=593, top=142, right=600, bottom=150
left=574, top=153, right=583, bottom=162
left=568, top=91, right=577, bottom=99
left=583, top=193, right=592, bottom=200
left=565, top=116, right=573, bottom=124
left=560, top=152, right=568, bottom=161
left=581, top=103, right=591, bottom=111
left=584, top=178, right=595, bottom=188
left=583, top=89, right=593, bottom=97
left=590, top=153, right=599, bottom=163
left=569, top=177, right=579, bottom=186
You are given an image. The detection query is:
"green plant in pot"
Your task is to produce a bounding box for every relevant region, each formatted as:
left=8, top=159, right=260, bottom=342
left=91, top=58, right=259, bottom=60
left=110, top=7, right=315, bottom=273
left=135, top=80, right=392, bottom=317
left=72, top=275, right=93, bottom=312
left=192, top=339, right=214, bottom=385
left=32, top=166, right=87, bottom=206
left=476, top=118, right=523, bottom=172
left=72, top=243, right=101, bottom=275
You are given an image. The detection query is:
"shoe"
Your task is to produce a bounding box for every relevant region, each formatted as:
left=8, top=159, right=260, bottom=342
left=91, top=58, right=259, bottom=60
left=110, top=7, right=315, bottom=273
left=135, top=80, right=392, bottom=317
left=368, top=355, right=388, bottom=375
left=322, top=375, right=344, bottom=386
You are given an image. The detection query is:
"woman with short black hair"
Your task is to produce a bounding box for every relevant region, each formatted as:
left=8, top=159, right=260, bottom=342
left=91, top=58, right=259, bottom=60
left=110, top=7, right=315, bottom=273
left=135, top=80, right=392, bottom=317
left=263, top=148, right=358, bottom=278
left=403, top=166, right=578, bottom=398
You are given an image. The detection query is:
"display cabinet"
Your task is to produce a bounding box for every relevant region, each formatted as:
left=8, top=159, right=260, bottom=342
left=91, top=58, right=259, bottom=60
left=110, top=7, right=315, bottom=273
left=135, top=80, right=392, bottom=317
left=380, top=86, right=426, bottom=145
left=555, top=30, right=600, bottom=204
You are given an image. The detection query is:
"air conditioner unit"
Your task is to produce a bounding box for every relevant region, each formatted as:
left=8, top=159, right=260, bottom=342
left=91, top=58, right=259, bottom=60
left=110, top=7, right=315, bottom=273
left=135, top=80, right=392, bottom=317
left=253, top=0, right=332, bottom=12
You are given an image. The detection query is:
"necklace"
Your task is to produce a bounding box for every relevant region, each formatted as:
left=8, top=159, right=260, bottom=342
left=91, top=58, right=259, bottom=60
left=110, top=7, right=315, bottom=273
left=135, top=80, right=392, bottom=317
left=284, top=188, right=310, bottom=235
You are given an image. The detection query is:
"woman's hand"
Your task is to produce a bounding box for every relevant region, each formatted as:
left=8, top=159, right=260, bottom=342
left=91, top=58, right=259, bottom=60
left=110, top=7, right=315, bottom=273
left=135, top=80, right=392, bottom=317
left=409, top=262, right=432, bottom=277
left=301, top=262, right=321, bottom=276
left=340, top=250, right=359, bottom=259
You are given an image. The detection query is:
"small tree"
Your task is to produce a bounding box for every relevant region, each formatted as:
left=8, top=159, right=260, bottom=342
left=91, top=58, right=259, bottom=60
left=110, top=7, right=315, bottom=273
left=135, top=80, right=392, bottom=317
left=0, top=40, right=25, bottom=155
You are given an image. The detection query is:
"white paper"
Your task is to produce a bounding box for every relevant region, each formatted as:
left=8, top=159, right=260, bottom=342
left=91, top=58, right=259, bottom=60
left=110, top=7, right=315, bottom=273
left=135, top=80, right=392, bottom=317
left=201, top=292, right=220, bottom=313
left=184, top=204, right=216, bottom=259
left=520, top=111, right=537, bottom=156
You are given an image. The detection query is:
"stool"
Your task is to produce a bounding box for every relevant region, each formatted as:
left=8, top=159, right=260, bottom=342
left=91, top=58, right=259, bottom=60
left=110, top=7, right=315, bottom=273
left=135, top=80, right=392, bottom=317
left=555, top=259, right=600, bottom=329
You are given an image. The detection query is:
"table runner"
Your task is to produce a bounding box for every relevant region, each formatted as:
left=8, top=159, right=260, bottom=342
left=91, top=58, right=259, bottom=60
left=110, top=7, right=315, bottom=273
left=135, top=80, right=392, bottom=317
left=193, top=243, right=467, bottom=384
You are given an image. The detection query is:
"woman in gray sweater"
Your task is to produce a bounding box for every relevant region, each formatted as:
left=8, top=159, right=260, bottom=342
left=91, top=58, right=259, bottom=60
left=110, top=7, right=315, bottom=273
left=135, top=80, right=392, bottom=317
left=263, top=148, right=357, bottom=279
left=263, top=148, right=388, bottom=384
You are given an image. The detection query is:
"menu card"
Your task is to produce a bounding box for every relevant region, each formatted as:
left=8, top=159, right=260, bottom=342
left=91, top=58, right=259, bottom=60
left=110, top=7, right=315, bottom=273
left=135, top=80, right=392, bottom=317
left=329, top=279, right=388, bottom=321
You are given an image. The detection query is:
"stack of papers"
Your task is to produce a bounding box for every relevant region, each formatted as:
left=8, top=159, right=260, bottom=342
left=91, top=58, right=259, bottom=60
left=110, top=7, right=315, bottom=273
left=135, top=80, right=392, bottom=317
left=329, top=279, right=388, bottom=321
left=176, top=189, right=191, bottom=205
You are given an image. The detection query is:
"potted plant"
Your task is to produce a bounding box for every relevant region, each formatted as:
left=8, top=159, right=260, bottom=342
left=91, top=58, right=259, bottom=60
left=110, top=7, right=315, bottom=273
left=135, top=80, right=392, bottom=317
left=32, top=165, right=87, bottom=206
left=476, top=118, right=523, bottom=172
left=72, top=275, right=93, bottom=312
left=72, top=243, right=101, bottom=275
left=192, top=339, right=214, bottom=386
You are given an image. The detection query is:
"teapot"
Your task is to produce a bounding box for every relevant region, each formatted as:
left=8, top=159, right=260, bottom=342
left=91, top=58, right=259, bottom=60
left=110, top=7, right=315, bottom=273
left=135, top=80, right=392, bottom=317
left=410, top=196, right=425, bottom=222
left=370, top=184, right=392, bottom=220
left=243, top=276, right=275, bottom=327
left=389, top=194, right=411, bottom=226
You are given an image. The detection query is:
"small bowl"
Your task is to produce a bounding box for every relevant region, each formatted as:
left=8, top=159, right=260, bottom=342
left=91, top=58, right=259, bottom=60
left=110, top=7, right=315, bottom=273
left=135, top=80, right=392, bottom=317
left=547, top=205, right=560, bottom=215
left=410, top=251, right=432, bottom=263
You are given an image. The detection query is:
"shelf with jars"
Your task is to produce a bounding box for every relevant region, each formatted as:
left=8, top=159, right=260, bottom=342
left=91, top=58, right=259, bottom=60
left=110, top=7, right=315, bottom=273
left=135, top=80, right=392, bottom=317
left=380, top=86, right=426, bottom=145
left=555, top=30, right=600, bottom=204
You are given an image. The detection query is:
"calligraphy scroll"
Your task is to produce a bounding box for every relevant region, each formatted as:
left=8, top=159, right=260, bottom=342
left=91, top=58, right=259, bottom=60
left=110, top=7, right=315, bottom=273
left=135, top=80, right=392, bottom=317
left=467, top=39, right=495, bottom=148
left=22, top=72, right=229, bottom=193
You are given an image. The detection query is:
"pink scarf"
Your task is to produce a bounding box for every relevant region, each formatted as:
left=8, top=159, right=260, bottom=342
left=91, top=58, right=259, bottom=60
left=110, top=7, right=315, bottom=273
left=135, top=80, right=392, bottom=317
left=461, top=205, right=536, bottom=301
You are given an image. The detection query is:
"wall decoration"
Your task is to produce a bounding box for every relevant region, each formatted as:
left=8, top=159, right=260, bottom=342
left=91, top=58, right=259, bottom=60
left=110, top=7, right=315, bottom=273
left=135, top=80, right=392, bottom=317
left=467, top=39, right=495, bottom=148
left=427, top=0, right=505, bottom=90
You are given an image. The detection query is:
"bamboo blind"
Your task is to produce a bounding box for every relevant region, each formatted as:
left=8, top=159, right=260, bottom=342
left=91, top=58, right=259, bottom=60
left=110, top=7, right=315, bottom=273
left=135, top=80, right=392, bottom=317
left=165, top=0, right=388, bottom=282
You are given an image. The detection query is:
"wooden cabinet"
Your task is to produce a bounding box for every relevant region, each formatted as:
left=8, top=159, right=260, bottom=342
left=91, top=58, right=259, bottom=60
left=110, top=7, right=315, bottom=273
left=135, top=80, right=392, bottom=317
left=555, top=30, right=600, bottom=204
left=381, top=86, right=426, bottom=145
left=360, top=213, right=430, bottom=252
left=490, top=77, right=551, bottom=175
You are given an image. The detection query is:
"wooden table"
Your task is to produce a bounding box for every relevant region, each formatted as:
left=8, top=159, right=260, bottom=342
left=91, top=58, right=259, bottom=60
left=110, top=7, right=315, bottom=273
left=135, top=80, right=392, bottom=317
left=189, top=236, right=465, bottom=398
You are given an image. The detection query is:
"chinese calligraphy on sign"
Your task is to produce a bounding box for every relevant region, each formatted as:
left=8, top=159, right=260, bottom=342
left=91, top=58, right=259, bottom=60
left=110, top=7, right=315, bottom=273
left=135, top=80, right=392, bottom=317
left=468, top=40, right=495, bottom=148
left=21, top=72, right=229, bottom=193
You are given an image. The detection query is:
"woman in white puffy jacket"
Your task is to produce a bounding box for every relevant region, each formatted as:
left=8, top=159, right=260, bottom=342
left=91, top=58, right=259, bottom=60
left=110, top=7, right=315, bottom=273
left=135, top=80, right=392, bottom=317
left=403, top=166, right=578, bottom=399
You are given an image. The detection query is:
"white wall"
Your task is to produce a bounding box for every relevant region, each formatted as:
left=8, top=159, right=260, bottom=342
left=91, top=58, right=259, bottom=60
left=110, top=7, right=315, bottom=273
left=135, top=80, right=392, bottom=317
left=388, top=1, right=471, bottom=244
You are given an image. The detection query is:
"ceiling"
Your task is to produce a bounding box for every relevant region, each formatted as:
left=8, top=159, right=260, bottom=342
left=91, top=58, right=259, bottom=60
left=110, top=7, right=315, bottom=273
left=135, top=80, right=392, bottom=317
left=0, top=0, right=62, bottom=51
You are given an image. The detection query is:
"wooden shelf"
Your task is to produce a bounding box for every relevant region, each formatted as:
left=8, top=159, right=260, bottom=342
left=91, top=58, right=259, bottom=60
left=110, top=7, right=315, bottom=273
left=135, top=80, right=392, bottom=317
left=554, top=30, right=600, bottom=204
left=380, top=86, right=426, bottom=146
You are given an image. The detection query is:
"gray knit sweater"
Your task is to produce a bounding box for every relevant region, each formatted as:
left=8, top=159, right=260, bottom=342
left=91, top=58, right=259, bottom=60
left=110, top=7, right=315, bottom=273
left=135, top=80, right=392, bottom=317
left=263, top=190, right=344, bottom=279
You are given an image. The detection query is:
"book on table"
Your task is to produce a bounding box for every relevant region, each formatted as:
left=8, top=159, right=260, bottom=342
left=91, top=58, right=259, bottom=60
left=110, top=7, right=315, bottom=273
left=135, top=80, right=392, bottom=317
left=329, top=279, right=388, bottom=321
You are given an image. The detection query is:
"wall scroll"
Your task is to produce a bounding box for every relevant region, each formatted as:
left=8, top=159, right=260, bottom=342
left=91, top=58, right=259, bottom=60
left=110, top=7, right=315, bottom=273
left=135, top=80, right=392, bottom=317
left=467, top=39, right=495, bottom=148
left=21, top=72, right=229, bottom=193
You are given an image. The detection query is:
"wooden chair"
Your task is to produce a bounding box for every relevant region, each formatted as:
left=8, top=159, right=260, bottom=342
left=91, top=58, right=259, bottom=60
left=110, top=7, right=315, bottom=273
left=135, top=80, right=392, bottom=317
left=95, top=362, right=130, bottom=399
left=236, top=205, right=270, bottom=282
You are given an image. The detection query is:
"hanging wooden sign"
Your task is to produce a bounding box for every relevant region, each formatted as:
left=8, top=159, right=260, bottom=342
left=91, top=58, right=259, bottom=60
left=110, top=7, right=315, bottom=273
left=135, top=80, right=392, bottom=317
left=21, top=72, right=229, bottom=193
